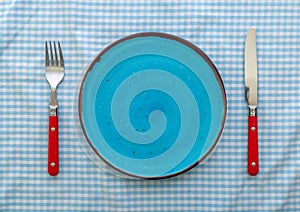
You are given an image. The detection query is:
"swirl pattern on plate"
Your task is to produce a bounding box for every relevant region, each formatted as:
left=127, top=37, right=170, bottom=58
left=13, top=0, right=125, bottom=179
left=95, top=54, right=211, bottom=160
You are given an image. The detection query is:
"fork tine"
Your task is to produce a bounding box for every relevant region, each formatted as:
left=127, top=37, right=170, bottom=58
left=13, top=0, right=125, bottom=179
left=53, top=42, right=59, bottom=66
left=49, top=41, right=54, bottom=66
left=45, top=41, right=49, bottom=66
left=58, top=41, right=64, bottom=67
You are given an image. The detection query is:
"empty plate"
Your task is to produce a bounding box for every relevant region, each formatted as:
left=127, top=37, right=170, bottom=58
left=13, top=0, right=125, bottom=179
left=79, top=32, right=226, bottom=179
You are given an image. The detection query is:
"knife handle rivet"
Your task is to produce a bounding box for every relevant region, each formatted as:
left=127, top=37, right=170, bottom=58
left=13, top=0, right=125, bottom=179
left=251, top=162, right=256, bottom=167
left=51, top=127, right=56, bottom=132
left=251, top=126, right=256, bottom=132
left=50, top=162, right=56, bottom=167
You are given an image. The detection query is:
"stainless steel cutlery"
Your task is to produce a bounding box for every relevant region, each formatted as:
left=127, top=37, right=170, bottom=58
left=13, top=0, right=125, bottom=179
left=45, top=41, right=64, bottom=176
left=244, top=28, right=259, bottom=176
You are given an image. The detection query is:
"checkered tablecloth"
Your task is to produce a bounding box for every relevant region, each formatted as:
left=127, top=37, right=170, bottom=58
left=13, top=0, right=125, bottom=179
left=1, top=1, right=300, bottom=211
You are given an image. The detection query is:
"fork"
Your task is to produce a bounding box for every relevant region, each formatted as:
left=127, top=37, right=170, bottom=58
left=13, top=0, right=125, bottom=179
left=45, top=41, right=64, bottom=176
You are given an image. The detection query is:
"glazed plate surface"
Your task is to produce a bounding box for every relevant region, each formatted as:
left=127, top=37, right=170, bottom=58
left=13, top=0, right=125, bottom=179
left=79, top=32, right=226, bottom=179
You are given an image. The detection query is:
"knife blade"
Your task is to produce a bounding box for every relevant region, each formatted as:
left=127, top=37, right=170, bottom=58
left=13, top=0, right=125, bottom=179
left=245, top=28, right=259, bottom=176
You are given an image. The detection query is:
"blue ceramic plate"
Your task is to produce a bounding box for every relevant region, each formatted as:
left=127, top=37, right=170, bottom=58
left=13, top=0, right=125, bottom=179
left=79, top=32, right=226, bottom=179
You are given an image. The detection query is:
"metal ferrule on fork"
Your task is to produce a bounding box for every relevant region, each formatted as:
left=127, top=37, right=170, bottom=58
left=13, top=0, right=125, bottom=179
left=49, top=88, right=58, bottom=116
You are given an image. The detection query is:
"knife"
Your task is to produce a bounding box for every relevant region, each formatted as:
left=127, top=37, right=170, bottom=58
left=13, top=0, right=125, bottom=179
left=244, top=28, right=259, bottom=176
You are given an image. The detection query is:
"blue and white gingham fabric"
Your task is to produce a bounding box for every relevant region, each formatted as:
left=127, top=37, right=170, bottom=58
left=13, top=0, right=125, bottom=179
left=1, top=0, right=300, bottom=211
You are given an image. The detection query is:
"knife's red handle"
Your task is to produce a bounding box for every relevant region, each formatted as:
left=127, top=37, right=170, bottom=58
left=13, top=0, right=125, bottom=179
left=48, top=115, right=59, bottom=176
left=248, top=115, right=259, bottom=176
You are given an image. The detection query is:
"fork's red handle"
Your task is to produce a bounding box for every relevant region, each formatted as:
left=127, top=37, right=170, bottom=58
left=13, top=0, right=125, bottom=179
left=48, top=115, right=59, bottom=176
left=248, top=115, right=259, bottom=176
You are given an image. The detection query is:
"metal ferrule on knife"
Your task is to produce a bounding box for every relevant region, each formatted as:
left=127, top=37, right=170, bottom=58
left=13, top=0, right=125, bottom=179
left=248, top=106, right=257, bottom=117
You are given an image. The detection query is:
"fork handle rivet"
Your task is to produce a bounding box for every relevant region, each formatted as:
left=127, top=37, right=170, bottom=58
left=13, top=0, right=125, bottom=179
left=251, top=126, right=256, bottom=132
left=50, top=162, right=56, bottom=167
left=51, top=127, right=56, bottom=132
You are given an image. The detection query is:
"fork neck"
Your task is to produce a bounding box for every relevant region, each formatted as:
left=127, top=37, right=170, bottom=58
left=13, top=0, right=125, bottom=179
left=49, top=87, right=58, bottom=116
